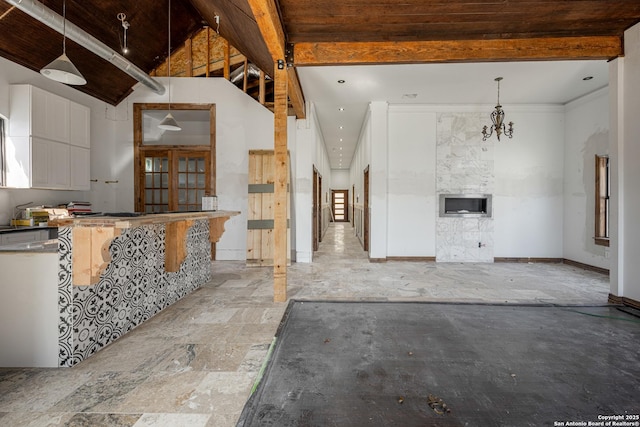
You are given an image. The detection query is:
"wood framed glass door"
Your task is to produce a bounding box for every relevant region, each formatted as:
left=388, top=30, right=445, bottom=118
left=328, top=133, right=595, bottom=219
left=141, top=150, right=210, bottom=212
left=332, top=190, right=348, bottom=222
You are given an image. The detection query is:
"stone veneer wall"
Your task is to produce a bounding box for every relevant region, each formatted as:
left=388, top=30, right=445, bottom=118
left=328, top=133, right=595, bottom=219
left=436, top=112, right=495, bottom=262
left=57, top=219, right=211, bottom=367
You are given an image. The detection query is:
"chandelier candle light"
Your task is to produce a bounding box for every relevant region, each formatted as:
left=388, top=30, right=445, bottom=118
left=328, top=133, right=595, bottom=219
left=481, top=77, right=513, bottom=141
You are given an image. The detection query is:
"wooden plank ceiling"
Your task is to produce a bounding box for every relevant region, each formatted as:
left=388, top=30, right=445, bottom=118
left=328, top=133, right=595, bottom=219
left=0, top=0, right=639, bottom=107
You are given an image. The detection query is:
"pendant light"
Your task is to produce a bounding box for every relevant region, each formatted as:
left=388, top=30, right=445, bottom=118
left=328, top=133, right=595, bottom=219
left=158, top=0, right=181, bottom=131
left=40, top=0, right=86, bottom=85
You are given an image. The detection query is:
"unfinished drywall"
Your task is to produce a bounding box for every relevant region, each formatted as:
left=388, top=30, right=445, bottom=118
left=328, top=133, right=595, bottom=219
left=387, top=106, right=436, bottom=257
left=563, top=88, right=610, bottom=269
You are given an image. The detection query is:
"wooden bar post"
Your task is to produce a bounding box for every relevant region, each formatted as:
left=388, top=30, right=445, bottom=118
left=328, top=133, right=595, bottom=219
left=273, top=62, right=288, bottom=302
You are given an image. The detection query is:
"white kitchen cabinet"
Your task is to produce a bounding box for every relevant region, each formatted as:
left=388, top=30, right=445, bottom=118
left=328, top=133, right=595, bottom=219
left=0, top=250, right=59, bottom=367
left=9, top=85, right=70, bottom=142
left=7, top=84, right=90, bottom=190
left=30, top=137, right=70, bottom=189
left=69, top=102, right=90, bottom=148
left=70, top=145, right=90, bottom=190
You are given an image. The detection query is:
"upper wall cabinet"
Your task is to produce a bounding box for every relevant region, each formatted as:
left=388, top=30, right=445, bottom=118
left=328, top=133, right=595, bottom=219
left=7, top=85, right=90, bottom=190
left=9, top=85, right=70, bottom=143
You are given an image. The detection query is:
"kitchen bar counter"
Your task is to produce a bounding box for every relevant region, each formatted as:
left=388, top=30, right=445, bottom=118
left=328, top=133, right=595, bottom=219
left=1, top=210, right=239, bottom=367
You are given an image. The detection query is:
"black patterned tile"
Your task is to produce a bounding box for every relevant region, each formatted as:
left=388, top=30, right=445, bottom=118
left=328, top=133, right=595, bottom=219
left=60, top=220, right=212, bottom=366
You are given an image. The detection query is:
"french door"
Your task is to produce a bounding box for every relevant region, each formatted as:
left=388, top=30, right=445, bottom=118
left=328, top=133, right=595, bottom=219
left=139, top=150, right=211, bottom=213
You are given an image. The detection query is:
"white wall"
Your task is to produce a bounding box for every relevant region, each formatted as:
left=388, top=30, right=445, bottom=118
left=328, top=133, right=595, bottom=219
left=563, top=88, right=610, bottom=268
left=493, top=106, right=565, bottom=258
left=387, top=106, right=436, bottom=257
left=331, top=170, right=350, bottom=189
left=619, top=23, right=640, bottom=302
left=293, top=104, right=331, bottom=262
left=111, top=77, right=275, bottom=260
left=0, top=56, right=113, bottom=225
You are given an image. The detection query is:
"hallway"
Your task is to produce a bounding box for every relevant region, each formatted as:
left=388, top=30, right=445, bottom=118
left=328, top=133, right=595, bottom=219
left=0, top=222, right=611, bottom=427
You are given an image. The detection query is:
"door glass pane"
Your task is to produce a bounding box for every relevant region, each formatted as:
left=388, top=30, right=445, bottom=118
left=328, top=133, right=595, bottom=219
left=144, top=155, right=170, bottom=213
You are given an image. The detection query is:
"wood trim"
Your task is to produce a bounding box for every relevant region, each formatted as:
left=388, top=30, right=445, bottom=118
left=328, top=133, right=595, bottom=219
left=594, top=237, right=610, bottom=247
left=609, top=294, right=640, bottom=310
left=385, top=257, right=437, bottom=262
left=293, top=36, right=622, bottom=66
left=165, top=220, right=193, bottom=272
left=494, top=257, right=563, bottom=263
left=621, top=297, right=640, bottom=310
left=608, top=293, right=623, bottom=305
left=562, top=258, right=610, bottom=275
left=133, top=103, right=216, bottom=213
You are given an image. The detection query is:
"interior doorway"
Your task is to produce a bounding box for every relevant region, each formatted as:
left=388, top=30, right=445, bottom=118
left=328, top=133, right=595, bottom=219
left=363, top=166, right=370, bottom=252
left=313, top=167, right=320, bottom=251
left=332, top=190, right=349, bottom=222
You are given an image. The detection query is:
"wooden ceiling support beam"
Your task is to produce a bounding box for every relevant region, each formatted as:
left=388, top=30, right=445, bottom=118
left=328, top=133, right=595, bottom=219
left=247, top=0, right=286, bottom=60
left=287, top=67, right=306, bottom=119
left=248, top=0, right=306, bottom=119
left=293, top=36, right=623, bottom=66
left=247, top=0, right=292, bottom=302
left=273, top=65, right=289, bottom=303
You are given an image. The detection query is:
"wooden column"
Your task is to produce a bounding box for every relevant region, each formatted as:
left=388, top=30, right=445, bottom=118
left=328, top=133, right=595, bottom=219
left=273, top=63, right=288, bottom=302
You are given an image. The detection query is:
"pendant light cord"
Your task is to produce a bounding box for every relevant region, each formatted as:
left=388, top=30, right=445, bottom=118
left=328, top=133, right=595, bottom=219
left=167, top=0, right=171, bottom=111
left=62, top=0, right=66, bottom=55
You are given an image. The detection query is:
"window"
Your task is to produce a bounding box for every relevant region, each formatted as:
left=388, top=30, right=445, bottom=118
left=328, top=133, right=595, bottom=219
left=595, top=155, right=609, bottom=247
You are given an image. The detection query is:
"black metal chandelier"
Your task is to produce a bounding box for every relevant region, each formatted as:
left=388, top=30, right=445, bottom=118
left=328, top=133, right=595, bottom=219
left=482, top=77, right=514, bottom=141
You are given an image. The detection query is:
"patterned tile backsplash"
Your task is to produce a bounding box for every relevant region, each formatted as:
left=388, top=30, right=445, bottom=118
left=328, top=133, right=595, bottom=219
left=436, top=112, right=495, bottom=262
left=58, top=220, right=211, bottom=367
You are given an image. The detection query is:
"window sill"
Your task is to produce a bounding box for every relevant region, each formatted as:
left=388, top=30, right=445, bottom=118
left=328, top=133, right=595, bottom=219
left=594, top=237, right=610, bottom=247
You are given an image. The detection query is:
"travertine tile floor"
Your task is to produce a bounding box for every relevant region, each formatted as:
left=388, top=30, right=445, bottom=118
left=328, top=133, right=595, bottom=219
left=0, top=223, right=610, bottom=426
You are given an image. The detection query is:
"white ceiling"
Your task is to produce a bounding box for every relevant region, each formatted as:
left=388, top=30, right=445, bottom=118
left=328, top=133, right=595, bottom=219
left=296, top=60, right=609, bottom=169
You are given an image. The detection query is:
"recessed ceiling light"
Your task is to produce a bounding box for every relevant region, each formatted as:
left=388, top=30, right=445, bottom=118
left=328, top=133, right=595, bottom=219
left=340, top=147, right=342, bottom=150
left=338, top=79, right=345, bottom=84
left=339, top=126, right=343, bottom=129
left=339, top=107, right=345, bottom=111
left=583, top=76, right=594, bottom=81
left=340, top=138, right=343, bottom=142
left=402, top=93, right=418, bottom=99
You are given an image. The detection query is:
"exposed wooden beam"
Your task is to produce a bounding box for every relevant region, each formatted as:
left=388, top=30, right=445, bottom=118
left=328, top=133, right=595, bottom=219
left=223, top=39, right=230, bottom=80
left=293, top=36, right=623, bottom=65
left=287, top=67, right=306, bottom=119
left=248, top=0, right=306, bottom=119
left=185, top=38, right=193, bottom=77
left=259, top=70, right=266, bottom=105
left=273, top=64, right=289, bottom=303
left=247, top=0, right=286, bottom=60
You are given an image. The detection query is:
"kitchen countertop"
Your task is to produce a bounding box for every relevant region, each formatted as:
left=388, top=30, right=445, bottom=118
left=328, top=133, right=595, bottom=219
left=0, top=239, right=58, bottom=253
left=0, top=225, right=57, bottom=234
left=49, top=210, right=239, bottom=228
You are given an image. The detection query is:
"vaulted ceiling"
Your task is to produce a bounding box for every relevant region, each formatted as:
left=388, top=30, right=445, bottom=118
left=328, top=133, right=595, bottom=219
left=1, top=0, right=640, bottom=167
left=1, top=0, right=639, bottom=106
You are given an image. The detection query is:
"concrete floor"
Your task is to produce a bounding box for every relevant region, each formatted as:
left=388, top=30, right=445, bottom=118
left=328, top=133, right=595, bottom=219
left=0, top=223, right=612, bottom=426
